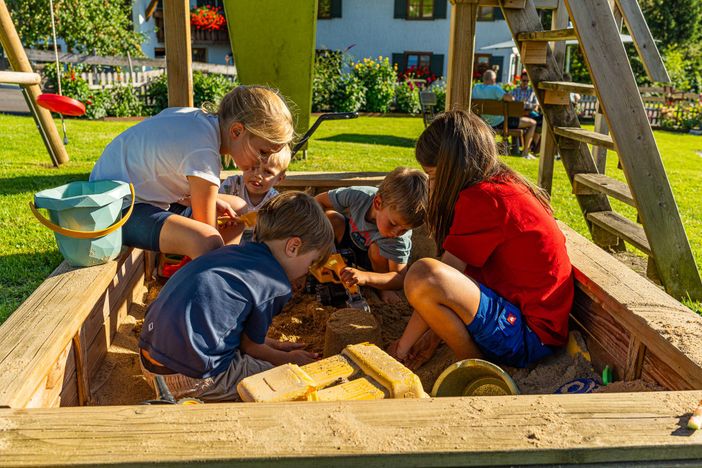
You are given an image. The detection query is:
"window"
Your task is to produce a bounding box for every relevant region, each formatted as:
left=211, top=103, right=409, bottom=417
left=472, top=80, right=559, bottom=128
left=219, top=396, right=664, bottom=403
left=407, top=0, right=434, bottom=20
left=154, top=47, right=165, bottom=59
left=318, top=0, right=341, bottom=19
left=192, top=48, right=207, bottom=63
left=406, top=52, right=432, bottom=70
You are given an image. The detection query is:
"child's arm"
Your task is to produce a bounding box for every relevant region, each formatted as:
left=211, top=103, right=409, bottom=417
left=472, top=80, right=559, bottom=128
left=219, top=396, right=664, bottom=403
left=314, top=191, right=335, bottom=211
left=240, top=334, right=318, bottom=366
left=189, top=176, right=237, bottom=227
left=340, top=261, right=407, bottom=290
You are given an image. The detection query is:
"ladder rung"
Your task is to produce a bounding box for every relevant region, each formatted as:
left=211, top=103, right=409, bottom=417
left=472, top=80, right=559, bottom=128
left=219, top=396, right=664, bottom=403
left=0, top=70, right=41, bottom=86
left=553, top=127, right=616, bottom=151
left=517, top=28, right=577, bottom=42
left=538, top=81, right=596, bottom=96
left=587, top=211, right=651, bottom=255
left=574, top=173, right=635, bottom=207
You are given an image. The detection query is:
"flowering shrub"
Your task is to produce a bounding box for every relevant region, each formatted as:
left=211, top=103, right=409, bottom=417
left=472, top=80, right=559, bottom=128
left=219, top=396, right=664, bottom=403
left=330, top=74, right=366, bottom=112
left=431, top=82, right=446, bottom=112
left=660, top=102, right=702, bottom=131
left=312, top=50, right=343, bottom=112
left=397, top=65, right=438, bottom=88
left=191, top=5, right=226, bottom=31
left=394, top=81, right=421, bottom=114
left=352, top=56, right=397, bottom=112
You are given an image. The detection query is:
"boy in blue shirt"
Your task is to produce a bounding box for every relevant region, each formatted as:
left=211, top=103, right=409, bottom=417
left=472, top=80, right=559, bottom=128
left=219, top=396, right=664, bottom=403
left=139, top=191, right=334, bottom=402
left=315, top=167, right=427, bottom=303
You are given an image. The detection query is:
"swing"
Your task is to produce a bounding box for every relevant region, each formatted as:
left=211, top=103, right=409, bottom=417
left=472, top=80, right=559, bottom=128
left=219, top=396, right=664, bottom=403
left=35, top=0, right=86, bottom=142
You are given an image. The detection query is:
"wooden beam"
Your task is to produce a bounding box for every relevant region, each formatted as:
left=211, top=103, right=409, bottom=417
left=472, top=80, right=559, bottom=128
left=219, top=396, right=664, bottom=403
left=480, top=0, right=560, bottom=8
left=553, top=126, right=616, bottom=151
left=2, top=391, right=702, bottom=466
left=0, top=70, right=41, bottom=85
left=221, top=171, right=388, bottom=189
left=573, top=173, right=635, bottom=207
left=587, top=211, right=650, bottom=254
left=538, top=81, right=596, bottom=95
left=0, top=0, right=69, bottom=166
left=517, top=28, right=576, bottom=41
left=446, top=0, right=480, bottom=111
left=163, top=0, right=193, bottom=107
left=614, top=0, right=670, bottom=83
left=566, top=0, right=702, bottom=301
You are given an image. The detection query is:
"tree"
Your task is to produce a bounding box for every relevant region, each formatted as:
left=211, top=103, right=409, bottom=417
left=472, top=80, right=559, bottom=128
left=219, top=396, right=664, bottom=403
left=6, top=0, right=144, bottom=57
left=639, top=0, right=702, bottom=51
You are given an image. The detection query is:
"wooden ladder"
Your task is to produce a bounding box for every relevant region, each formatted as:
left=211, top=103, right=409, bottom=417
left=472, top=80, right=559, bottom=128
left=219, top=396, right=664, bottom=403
left=500, top=0, right=702, bottom=301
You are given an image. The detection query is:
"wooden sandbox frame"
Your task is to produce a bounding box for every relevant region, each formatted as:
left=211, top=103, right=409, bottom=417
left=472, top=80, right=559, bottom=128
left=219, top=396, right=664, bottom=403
left=1, top=172, right=702, bottom=466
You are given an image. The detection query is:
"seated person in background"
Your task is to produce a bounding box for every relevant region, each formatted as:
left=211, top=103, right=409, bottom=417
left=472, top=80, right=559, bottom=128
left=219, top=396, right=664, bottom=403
left=511, top=70, right=542, bottom=150
left=563, top=73, right=581, bottom=106
left=219, top=145, right=290, bottom=243
left=139, top=192, right=334, bottom=402
left=315, top=167, right=428, bottom=303
left=473, top=70, right=538, bottom=160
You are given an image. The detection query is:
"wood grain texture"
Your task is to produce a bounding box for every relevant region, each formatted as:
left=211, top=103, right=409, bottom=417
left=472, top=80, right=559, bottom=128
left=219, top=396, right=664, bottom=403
left=163, top=0, right=193, bottom=107
left=573, top=173, right=635, bottom=207
left=447, top=0, right=480, bottom=111
left=553, top=126, right=616, bottom=150
left=586, top=211, right=650, bottom=254
left=0, top=70, right=40, bottom=85
left=517, top=28, right=576, bottom=41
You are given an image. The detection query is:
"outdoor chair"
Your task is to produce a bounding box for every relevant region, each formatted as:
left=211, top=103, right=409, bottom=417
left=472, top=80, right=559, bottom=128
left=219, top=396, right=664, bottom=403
left=420, top=90, right=438, bottom=128
left=471, top=99, right=525, bottom=155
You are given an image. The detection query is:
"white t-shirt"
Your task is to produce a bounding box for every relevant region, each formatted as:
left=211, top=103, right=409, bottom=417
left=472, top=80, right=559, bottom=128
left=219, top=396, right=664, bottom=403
left=90, top=107, right=223, bottom=209
left=218, top=175, right=279, bottom=212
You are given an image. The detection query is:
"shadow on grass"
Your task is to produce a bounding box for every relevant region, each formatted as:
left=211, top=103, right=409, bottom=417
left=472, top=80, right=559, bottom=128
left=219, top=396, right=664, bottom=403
left=318, top=133, right=417, bottom=148
left=0, top=173, right=90, bottom=196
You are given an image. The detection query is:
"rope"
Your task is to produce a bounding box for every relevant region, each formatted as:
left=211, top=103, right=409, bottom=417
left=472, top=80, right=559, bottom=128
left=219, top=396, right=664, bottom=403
left=48, top=0, right=68, bottom=144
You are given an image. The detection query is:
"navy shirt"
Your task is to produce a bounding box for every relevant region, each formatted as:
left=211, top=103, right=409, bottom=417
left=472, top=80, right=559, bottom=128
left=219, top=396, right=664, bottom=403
left=139, top=242, right=291, bottom=379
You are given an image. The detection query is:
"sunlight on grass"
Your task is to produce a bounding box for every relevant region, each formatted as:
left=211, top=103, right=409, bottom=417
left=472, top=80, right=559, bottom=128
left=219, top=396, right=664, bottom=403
left=1, top=113, right=700, bottom=320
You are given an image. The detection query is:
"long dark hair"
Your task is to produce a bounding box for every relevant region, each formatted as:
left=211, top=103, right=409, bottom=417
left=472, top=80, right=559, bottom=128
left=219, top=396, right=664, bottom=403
left=416, top=110, right=551, bottom=250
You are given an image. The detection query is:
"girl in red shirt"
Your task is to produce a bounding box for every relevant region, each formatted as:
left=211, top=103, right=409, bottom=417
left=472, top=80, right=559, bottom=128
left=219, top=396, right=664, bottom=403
left=389, top=110, right=574, bottom=369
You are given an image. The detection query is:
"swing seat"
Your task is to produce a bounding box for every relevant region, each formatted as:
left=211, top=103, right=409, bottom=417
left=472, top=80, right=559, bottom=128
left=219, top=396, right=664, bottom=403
left=37, top=93, right=86, bottom=116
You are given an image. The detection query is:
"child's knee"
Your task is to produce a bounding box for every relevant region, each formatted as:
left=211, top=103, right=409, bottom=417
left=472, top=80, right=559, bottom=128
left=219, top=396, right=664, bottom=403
left=405, top=258, right=445, bottom=296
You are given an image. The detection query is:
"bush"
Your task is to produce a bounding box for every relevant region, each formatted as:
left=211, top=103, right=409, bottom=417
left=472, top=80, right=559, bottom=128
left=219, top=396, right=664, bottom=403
left=146, top=73, right=169, bottom=114
left=330, top=74, right=366, bottom=112
left=394, top=81, right=421, bottom=114
left=431, top=82, right=446, bottom=113
left=104, top=85, right=144, bottom=117
left=313, top=50, right=343, bottom=112
left=352, top=56, right=397, bottom=113
left=146, top=72, right=236, bottom=115
left=660, top=102, right=702, bottom=131
left=42, top=63, right=109, bottom=119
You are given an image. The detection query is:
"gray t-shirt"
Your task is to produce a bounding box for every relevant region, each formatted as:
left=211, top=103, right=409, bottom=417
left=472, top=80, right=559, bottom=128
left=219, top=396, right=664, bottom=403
left=328, top=186, right=412, bottom=264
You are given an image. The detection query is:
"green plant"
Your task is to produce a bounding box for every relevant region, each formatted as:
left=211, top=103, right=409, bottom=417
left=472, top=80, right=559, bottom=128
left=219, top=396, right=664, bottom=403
left=431, top=82, right=446, bottom=112
left=353, top=56, right=397, bottom=113
left=330, top=74, right=366, bottom=112
left=660, top=102, right=702, bottom=131
left=394, top=81, right=421, bottom=114
left=104, top=85, right=144, bottom=117
left=313, top=50, right=343, bottom=112
left=193, top=72, right=237, bottom=109
left=146, top=73, right=169, bottom=115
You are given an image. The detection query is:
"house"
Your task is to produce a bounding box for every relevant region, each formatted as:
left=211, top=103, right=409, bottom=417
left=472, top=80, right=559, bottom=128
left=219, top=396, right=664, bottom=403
left=316, top=0, right=518, bottom=83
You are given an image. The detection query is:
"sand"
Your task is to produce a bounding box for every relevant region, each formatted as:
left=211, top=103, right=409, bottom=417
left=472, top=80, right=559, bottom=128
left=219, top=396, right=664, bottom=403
left=323, top=308, right=382, bottom=357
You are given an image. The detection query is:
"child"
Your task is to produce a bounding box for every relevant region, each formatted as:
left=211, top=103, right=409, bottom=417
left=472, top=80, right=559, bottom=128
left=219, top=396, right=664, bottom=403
left=138, top=191, right=334, bottom=402
left=218, top=144, right=290, bottom=243
left=89, top=85, right=294, bottom=260
left=315, top=167, right=427, bottom=303
left=389, top=110, right=573, bottom=370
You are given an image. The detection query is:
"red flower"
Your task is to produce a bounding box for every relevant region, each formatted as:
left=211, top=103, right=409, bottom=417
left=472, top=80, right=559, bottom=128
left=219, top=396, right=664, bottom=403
left=190, top=5, right=226, bottom=31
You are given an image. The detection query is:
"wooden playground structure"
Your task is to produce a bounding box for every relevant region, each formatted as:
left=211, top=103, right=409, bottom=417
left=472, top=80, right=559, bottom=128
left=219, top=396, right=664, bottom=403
left=2, top=0, right=702, bottom=465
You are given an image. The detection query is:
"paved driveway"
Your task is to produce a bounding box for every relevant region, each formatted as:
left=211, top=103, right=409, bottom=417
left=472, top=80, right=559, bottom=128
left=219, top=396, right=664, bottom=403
left=0, top=85, right=30, bottom=114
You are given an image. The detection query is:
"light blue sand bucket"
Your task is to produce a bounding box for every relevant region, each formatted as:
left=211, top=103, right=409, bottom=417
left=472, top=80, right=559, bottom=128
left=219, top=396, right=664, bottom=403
left=30, top=180, right=135, bottom=267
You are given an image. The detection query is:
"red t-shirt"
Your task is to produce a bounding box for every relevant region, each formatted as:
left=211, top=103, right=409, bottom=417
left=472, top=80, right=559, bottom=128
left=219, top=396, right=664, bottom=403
left=442, top=180, right=574, bottom=346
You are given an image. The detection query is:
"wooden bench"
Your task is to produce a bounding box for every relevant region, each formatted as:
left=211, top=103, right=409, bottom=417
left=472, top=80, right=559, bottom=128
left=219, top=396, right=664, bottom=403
left=471, top=99, right=526, bottom=154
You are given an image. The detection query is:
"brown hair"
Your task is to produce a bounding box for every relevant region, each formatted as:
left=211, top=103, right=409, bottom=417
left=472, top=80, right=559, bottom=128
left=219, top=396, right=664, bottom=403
left=377, top=167, right=428, bottom=228
left=255, top=191, right=334, bottom=265
left=216, top=85, right=295, bottom=167
left=415, top=110, right=551, bottom=249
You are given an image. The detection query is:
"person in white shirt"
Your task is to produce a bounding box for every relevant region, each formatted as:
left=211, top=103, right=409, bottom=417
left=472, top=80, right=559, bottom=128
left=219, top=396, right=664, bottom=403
left=90, top=85, right=294, bottom=259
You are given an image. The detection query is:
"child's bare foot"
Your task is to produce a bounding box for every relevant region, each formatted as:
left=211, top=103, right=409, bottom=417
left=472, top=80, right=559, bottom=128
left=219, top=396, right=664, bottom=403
left=404, top=330, right=441, bottom=370
left=379, top=289, right=403, bottom=304
left=386, top=340, right=408, bottom=364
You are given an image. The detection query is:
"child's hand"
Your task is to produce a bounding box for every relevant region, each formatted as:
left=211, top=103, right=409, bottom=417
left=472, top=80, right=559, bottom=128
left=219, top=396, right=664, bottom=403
left=287, top=349, right=319, bottom=365
left=340, top=267, right=367, bottom=287
left=267, top=339, right=307, bottom=352
left=215, top=199, right=238, bottom=220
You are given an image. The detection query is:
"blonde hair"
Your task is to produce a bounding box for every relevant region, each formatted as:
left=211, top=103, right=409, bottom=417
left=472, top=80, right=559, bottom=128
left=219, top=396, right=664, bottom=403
left=217, top=85, right=295, bottom=167
left=254, top=191, right=334, bottom=265
left=265, top=144, right=292, bottom=172
left=415, top=110, right=551, bottom=251
left=377, top=167, right=428, bottom=228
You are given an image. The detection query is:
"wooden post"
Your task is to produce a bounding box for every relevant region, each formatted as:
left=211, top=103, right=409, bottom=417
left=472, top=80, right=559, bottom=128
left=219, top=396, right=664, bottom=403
left=537, top=0, right=568, bottom=193
left=446, top=0, right=480, bottom=111
left=163, top=0, right=193, bottom=107
left=0, top=0, right=69, bottom=166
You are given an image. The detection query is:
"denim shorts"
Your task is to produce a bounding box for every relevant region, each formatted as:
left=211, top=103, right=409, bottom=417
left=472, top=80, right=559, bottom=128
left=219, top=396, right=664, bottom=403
left=121, top=203, right=191, bottom=252
left=467, top=284, right=554, bottom=368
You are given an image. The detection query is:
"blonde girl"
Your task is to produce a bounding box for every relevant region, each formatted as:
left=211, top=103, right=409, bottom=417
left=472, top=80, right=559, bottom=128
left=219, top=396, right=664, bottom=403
left=90, top=85, right=294, bottom=259
left=389, top=110, right=574, bottom=369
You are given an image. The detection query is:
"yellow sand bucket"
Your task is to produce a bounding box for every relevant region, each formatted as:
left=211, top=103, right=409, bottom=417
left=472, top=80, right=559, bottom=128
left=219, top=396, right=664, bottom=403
left=431, top=359, right=520, bottom=397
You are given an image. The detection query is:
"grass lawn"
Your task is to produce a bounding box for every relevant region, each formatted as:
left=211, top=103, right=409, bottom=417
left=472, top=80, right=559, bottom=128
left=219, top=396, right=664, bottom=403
left=1, top=113, right=701, bottom=321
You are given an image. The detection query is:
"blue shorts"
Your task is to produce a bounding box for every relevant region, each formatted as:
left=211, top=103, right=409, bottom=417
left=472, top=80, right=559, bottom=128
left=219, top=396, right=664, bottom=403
left=467, top=284, right=554, bottom=368
left=121, top=203, right=191, bottom=252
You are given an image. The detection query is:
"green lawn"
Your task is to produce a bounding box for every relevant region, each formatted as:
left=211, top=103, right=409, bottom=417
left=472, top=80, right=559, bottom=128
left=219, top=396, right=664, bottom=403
left=1, top=113, right=701, bottom=321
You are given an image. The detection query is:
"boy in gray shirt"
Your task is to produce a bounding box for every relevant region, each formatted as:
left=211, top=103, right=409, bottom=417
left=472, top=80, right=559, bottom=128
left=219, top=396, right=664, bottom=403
left=315, top=167, right=427, bottom=302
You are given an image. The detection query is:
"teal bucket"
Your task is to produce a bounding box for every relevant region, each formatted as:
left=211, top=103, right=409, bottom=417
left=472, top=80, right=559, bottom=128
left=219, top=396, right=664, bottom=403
left=31, top=180, right=134, bottom=267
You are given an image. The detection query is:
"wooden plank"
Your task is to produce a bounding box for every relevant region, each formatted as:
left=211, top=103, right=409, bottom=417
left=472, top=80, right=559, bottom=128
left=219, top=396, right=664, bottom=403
left=446, top=0, right=480, bottom=111
left=624, top=336, right=645, bottom=381
left=543, top=89, right=570, bottom=105
left=538, top=81, right=596, bottom=95
left=614, top=0, right=670, bottom=83
left=222, top=171, right=388, bottom=189
left=0, top=0, right=69, bottom=165
left=23, top=341, right=73, bottom=409
left=641, top=349, right=694, bottom=391
left=2, top=391, right=702, bottom=466
left=553, top=126, right=616, bottom=151
left=0, top=249, right=139, bottom=408
left=573, top=173, right=635, bottom=207
left=517, top=28, right=576, bottom=41
left=537, top=126, right=556, bottom=194
left=560, top=221, right=702, bottom=390
left=481, top=0, right=560, bottom=7
left=567, top=0, right=702, bottom=300
left=593, top=109, right=609, bottom=172
left=520, top=40, right=547, bottom=64
left=72, top=334, right=90, bottom=406
left=587, top=211, right=650, bottom=254
left=0, top=70, right=41, bottom=85
left=163, top=0, right=193, bottom=107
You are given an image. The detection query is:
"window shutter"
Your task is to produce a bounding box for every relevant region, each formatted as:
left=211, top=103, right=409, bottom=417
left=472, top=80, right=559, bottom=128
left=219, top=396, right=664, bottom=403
left=493, top=7, right=504, bottom=20
left=331, top=0, right=342, bottom=18
left=394, top=0, right=407, bottom=19
left=434, top=0, right=447, bottom=19
left=392, top=53, right=405, bottom=72
left=430, top=54, right=444, bottom=78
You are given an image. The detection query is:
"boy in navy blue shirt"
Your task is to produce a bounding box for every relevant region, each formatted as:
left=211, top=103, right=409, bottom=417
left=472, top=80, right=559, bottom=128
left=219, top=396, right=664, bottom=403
left=139, top=191, right=334, bottom=402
